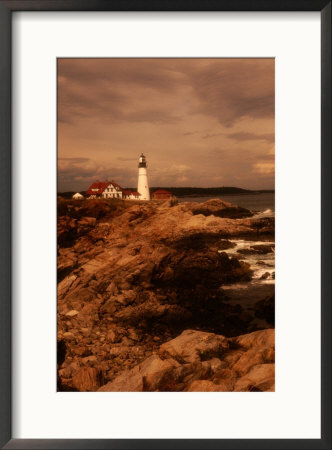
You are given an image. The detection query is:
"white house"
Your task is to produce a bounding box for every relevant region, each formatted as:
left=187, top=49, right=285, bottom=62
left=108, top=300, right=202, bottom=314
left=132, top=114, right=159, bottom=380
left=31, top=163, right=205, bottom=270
left=72, top=192, right=84, bottom=200
left=101, top=181, right=123, bottom=199
left=86, top=180, right=123, bottom=199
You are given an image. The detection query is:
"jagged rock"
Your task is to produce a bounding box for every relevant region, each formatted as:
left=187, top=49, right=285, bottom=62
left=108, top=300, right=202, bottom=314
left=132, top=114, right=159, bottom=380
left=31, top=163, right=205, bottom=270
left=58, top=275, right=77, bottom=297
left=63, top=332, right=75, bottom=340
left=260, top=272, right=270, bottom=280
left=77, top=217, right=97, bottom=227
left=106, top=329, right=118, bottom=343
left=153, top=250, right=252, bottom=287
left=72, top=367, right=104, bottom=392
left=57, top=198, right=275, bottom=391
left=95, top=328, right=275, bottom=392
left=232, top=346, right=274, bottom=377
left=65, top=309, right=79, bottom=317
left=191, top=199, right=253, bottom=219
left=98, top=370, right=144, bottom=392
left=139, top=354, right=179, bottom=390
left=187, top=380, right=228, bottom=392
left=233, top=328, right=275, bottom=350
left=160, top=329, right=229, bottom=363
left=234, top=363, right=275, bottom=391
left=251, top=244, right=274, bottom=253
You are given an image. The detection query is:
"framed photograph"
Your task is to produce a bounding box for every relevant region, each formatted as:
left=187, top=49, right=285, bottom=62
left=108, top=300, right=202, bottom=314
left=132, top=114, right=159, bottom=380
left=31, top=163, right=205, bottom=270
left=0, top=1, right=331, bottom=449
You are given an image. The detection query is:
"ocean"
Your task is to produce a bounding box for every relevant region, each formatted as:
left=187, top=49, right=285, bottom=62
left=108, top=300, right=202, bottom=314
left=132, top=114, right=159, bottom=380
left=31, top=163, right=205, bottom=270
left=177, top=192, right=275, bottom=217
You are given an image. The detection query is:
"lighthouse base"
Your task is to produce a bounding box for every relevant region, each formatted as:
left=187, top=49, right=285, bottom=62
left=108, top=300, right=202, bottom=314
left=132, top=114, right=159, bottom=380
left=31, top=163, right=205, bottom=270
left=137, top=167, right=150, bottom=201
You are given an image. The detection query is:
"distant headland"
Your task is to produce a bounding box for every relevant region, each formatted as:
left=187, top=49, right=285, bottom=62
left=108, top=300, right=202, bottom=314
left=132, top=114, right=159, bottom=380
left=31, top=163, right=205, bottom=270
left=58, top=186, right=274, bottom=199
left=144, top=187, right=275, bottom=197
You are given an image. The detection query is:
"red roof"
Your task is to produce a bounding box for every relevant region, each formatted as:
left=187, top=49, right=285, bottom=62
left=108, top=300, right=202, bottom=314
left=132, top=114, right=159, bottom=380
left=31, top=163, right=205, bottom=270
left=86, top=180, right=124, bottom=195
left=153, top=189, right=172, bottom=195
left=111, top=180, right=123, bottom=191
left=86, top=181, right=110, bottom=195
left=123, top=190, right=141, bottom=196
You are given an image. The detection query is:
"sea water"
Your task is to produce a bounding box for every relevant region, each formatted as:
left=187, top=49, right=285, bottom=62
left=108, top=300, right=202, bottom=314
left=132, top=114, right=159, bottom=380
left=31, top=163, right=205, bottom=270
left=220, top=238, right=275, bottom=329
left=221, top=239, right=275, bottom=286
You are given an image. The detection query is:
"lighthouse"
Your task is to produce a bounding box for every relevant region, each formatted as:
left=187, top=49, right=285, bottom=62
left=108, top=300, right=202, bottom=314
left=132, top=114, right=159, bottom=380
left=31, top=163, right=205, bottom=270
left=137, top=153, right=150, bottom=200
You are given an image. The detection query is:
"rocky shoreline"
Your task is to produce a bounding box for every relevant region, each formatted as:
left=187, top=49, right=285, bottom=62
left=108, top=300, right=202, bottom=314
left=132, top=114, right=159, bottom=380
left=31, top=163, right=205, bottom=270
left=57, top=198, right=275, bottom=392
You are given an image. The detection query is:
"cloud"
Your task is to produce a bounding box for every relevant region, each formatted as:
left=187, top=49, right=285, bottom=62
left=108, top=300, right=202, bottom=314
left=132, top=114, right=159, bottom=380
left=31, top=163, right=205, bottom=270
left=150, top=164, right=192, bottom=185
left=253, top=162, right=275, bottom=175
left=227, top=132, right=275, bottom=142
left=117, top=157, right=137, bottom=162
left=57, top=59, right=189, bottom=125
left=202, top=133, right=224, bottom=139
left=187, top=59, right=274, bottom=126
left=183, top=131, right=200, bottom=136
left=58, top=58, right=274, bottom=128
left=57, top=156, right=137, bottom=190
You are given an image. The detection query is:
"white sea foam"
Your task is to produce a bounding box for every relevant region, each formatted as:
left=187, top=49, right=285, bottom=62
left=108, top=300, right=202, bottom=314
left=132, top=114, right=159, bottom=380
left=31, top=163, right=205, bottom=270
left=220, top=238, right=275, bottom=285
left=252, top=208, right=275, bottom=219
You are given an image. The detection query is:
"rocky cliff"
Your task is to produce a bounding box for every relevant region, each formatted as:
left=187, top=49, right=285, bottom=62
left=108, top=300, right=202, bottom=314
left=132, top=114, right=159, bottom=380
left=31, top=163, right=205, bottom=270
left=57, top=198, right=275, bottom=391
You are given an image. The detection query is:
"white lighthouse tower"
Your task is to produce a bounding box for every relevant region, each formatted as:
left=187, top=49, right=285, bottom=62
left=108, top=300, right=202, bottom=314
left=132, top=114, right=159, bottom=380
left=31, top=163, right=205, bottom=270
left=137, top=153, right=150, bottom=201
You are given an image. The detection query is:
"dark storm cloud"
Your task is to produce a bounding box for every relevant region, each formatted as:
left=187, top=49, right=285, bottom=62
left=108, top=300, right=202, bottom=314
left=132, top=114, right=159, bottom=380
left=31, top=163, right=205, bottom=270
left=58, top=58, right=274, bottom=127
left=187, top=59, right=274, bottom=126
left=227, top=132, right=275, bottom=142
left=58, top=59, right=186, bottom=125
left=58, top=156, right=137, bottom=191
left=202, top=131, right=275, bottom=142
left=202, top=133, right=224, bottom=139
left=183, top=131, right=200, bottom=136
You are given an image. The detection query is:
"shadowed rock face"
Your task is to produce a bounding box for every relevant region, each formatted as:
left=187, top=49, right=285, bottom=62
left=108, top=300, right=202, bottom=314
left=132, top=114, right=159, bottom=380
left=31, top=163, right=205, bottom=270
left=152, top=250, right=252, bottom=288
left=163, top=233, right=236, bottom=252
left=237, top=244, right=275, bottom=255
left=255, top=294, right=275, bottom=326
left=57, top=198, right=275, bottom=391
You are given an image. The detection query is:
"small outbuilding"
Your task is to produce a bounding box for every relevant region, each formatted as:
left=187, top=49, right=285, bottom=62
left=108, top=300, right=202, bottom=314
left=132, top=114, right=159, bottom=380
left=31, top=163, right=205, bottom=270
left=72, top=192, right=84, bottom=200
left=122, top=189, right=141, bottom=200
left=152, top=189, right=173, bottom=200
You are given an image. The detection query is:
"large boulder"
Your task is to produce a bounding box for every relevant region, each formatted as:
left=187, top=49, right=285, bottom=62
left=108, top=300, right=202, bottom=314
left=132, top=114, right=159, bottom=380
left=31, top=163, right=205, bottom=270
left=139, top=354, right=179, bottom=390
left=191, top=199, right=253, bottom=219
left=98, top=354, right=179, bottom=392
left=159, top=329, right=229, bottom=363
left=233, top=328, right=275, bottom=350
left=98, top=369, right=144, bottom=392
left=72, top=367, right=104, bottom=392
left=237, top=244, right=274, bottom=255
left=186, top=379, right=232, bottom=392
left=153, top=250, right=252, bottom=287
left=234, top=363, right=275, bottom=391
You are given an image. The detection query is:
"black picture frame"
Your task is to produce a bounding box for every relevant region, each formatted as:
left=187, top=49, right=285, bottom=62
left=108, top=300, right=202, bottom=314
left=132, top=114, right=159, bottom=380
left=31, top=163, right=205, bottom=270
left=0, top=1, right=331, bottom=449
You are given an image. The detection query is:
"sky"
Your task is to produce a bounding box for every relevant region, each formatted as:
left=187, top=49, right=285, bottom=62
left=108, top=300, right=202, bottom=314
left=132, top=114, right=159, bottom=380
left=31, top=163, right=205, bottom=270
left=57, top=58, right=274, bottom=192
